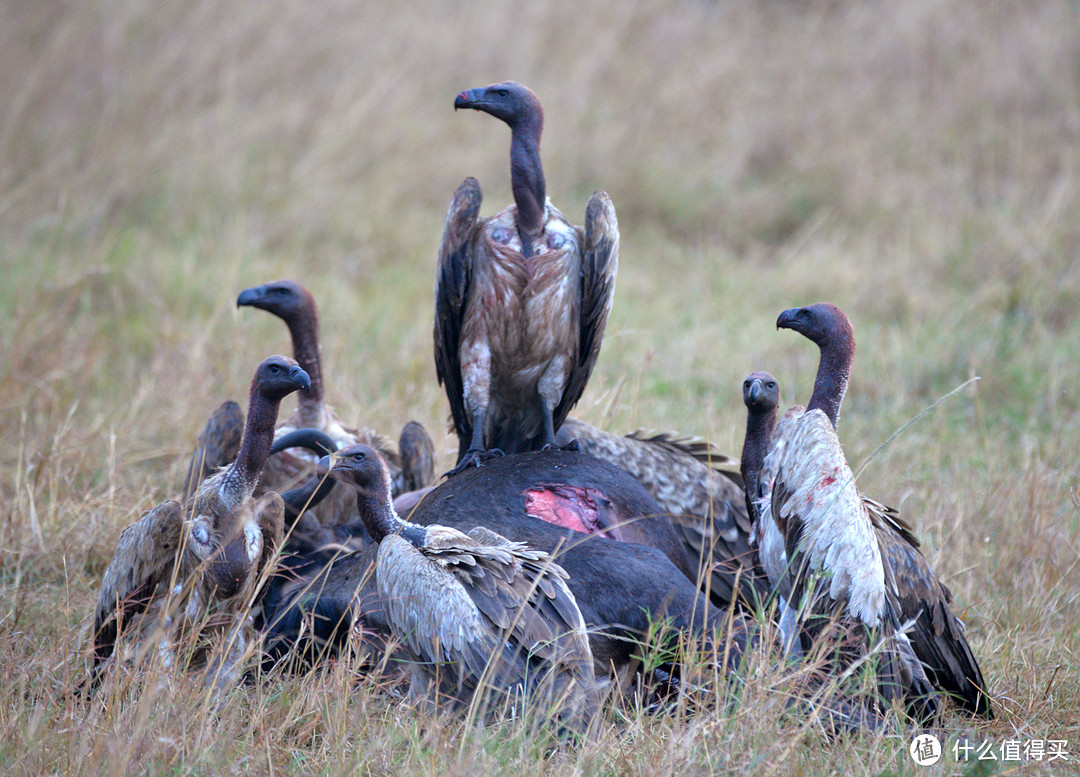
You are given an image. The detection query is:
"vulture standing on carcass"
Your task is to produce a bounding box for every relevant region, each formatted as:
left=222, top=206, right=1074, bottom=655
left=753, top=303, right=991, bottom=718
left=323, top=444, right=598, bottom=726
left=90, top=356, right=310, bottom=693
left=436, top=81, right=619, bottom=472
left=555, top=416, right=769, bottom=612
left=235, top=279, right=437, bottom=502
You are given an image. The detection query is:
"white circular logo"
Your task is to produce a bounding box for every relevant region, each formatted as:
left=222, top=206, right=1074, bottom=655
left=909, top=734, right=942, bottom=766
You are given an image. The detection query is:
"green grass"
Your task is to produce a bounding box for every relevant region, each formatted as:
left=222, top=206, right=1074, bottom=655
left=2, top=0, right=1080, bottom=773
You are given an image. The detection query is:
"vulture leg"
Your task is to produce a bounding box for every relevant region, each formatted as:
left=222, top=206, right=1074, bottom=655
left=448, top=408, right=504, bottom=476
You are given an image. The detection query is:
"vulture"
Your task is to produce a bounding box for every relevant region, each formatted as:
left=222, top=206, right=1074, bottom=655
left=229, top=279, right=436, bottom=508
left=770, top=303, right=992, bottom=717
left=555, top=416, right=769, bottom=611
left=738, top=372, right=800, bottom=654
left=436, top=81, right=619, bottom=472
left=323, top=444, right=598, bottom=725
left=750, top=303, right=991, bottom=718
left=90, top=355, right=310, bottom=693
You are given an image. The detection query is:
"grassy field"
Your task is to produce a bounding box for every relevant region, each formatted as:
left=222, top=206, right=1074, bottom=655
left=2, top=0, right=1079, bottom=773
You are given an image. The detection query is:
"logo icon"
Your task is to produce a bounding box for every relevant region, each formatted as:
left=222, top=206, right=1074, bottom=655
left=910, top=734, right=942, bottom=766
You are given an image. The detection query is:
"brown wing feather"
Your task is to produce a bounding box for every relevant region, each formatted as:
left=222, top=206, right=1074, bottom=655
left=878, top=524, right=992, bottom=717
left=183, top=401, right=243, bottom=504
left=552, top=191, right=618, bottom=429
left=92, top=500, right=184, bottom=677
left=398, top=420, right=436, bottom=492
left=378, top=529, right=593, bottom=713
left=434, top=177, right=483, bottom=445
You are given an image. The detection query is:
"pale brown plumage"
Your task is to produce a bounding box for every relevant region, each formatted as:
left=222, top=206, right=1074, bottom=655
left=90, top=356, right=307, bottom=693
left=555, top=416, right=769, bottom=610
left=437, top=82, right=619, bottom=470
left=324, top=444, right=596, bottom=724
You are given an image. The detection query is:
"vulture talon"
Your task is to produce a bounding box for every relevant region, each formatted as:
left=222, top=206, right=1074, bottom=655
left=445, top=448, right=505, bottom=477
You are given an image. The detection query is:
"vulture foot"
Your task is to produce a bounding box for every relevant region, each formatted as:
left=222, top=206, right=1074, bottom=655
left=445, top=448, right=505, bottom=477
left=540, top=439, right=581, bottom=453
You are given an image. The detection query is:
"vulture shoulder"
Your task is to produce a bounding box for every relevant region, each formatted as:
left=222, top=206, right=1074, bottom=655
left=182, top=401, right=243, bottom=504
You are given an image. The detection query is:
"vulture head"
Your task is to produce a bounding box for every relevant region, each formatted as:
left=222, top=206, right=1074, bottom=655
left=237, top=280, right=314, bottom=325
left=253, top=355, right=311, bottom=400
left=743, top=371, right=780, bottom=413
left=320, top=444, right=394, bottom=509
left=776, top=303, right=854, bottom=351
left=454, top=81, right=543, bottom=129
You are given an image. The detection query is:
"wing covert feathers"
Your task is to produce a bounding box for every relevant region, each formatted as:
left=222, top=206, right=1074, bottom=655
left=434, top=177, right=483, bottom=443
left=92, top=500, right=184, bottom=673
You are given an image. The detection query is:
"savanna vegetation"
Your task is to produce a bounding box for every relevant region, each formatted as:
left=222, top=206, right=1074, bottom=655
left=1, top=0, right=1078, bottom=774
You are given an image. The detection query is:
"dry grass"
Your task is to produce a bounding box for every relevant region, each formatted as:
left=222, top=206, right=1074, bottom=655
left=2, top=0, right=1079, bottom=773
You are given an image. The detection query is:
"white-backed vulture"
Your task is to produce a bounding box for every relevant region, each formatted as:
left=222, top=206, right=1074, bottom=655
left=436, top=82, right=618, bottom=472
left=323, top=444, right=597, bottom=726
left=235, top=279, right=437, bottom=502
left=91, top=355, right=309, bottom=693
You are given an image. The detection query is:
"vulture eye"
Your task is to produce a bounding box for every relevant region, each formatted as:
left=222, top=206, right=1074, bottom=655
left=351, top=451, right=366, bottom=462
left=767, top=381, right=776, bottom=389
left=268, top=364, right=281, bottom=374
left=497, top=89, right=509, bottom=98
left=268, top=287, right=286, bottom=296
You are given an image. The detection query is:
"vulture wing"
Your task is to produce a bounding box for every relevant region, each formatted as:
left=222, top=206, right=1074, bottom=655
left=398, top=420, right=436, bottom=492
left=378, top=526, right=593, bottom=707
left=880, top=527, right=992, bottom=717
left=182, top=400, right=243, bottom=504
left=552, top=191, right=618, bottom=430
left=91, top=499, right=184, bottom=680
left=434, top=177, right=483, bottom=446
left=769, top=410, right=912, bottom=706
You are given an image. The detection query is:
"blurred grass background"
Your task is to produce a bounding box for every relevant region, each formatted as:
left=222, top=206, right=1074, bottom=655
left=1, top=0, right=1079, bottom=774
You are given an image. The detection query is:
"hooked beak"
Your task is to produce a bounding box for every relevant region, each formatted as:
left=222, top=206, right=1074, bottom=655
left=289, top=366, right=312, bottom=392
left=776, top=308, right=799, bottom=331
left=749, top=378, right=766, bottom=405
left=236, top=286, right=263, bottom=308
left=454, top=88, right=479, bottom=110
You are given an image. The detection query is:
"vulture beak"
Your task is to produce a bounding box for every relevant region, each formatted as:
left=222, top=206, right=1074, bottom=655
left=749, top=378, right=766, bottom=405
left=776, top=308, right=798, bottom=331
left=236, top=286, right=263, bottom=308
left=289, top=366, right=312, bottom=392
left=454, top=89, right=478, bottom=110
